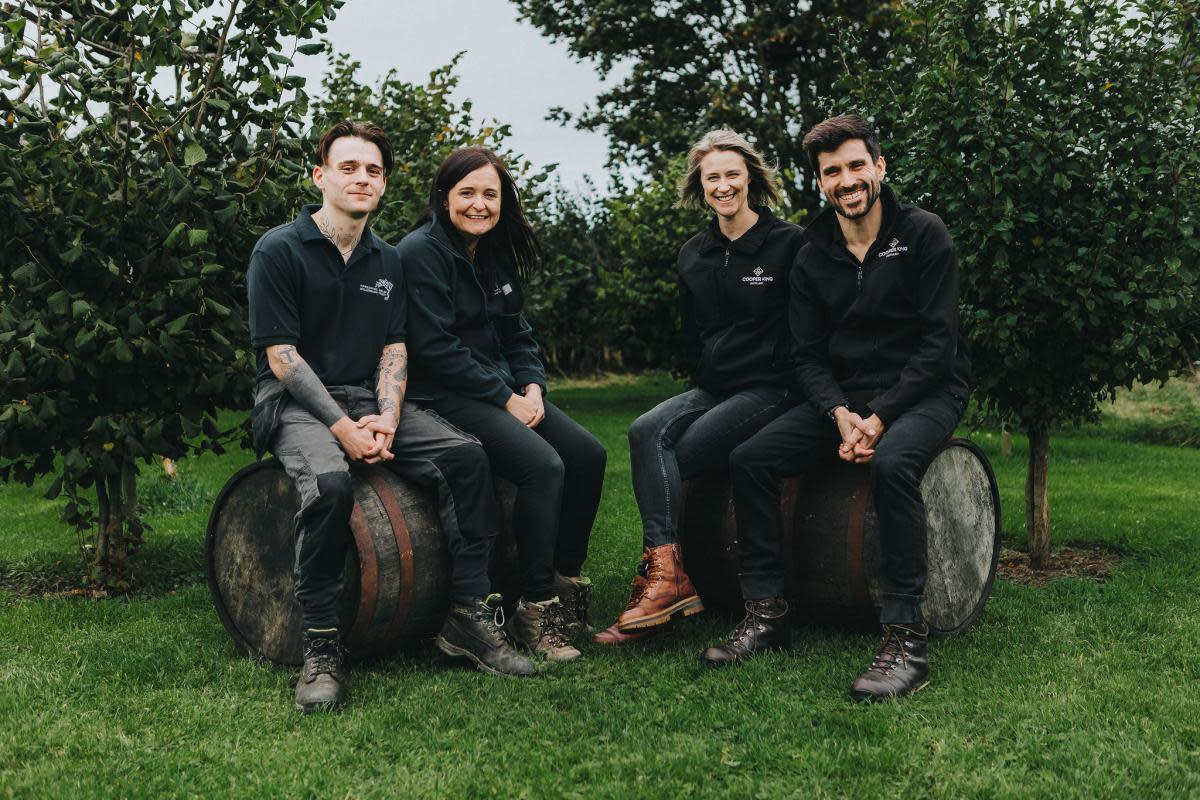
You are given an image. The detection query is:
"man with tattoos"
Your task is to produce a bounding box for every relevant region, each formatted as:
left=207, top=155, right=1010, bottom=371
left=248, top=122, right=535, bottom=714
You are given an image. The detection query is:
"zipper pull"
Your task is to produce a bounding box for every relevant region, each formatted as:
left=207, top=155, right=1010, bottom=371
left=856, top=264, right=863, bottom=291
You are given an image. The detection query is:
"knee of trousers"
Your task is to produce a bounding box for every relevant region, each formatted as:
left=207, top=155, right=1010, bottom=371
left=870, top=450, right=920, bottom=488
left=304, top=471, right=354, bottom=521
left=524, top=449, right=566, bottom=488
left=728, top=438, right=773, bottom=478
left=432, top=442, right=493, bottom=486
left=627, top=411, right=662, bottom=454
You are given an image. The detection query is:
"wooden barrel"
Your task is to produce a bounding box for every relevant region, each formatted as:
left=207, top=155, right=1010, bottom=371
left=680, top=438, right=1000, bottom=637
left=205, top=460, right=518, bottom=665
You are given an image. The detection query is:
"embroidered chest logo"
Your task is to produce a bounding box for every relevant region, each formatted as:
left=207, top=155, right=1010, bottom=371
left=878, top=237, right=909, bottom=260
left=741, top=265, right=774, bottom=285
left=358, top=277, right=394, bottom=301
left=492, top=283, right=514, bottom=296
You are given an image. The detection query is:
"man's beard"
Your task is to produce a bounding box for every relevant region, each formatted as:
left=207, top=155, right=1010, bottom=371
left=830, top=180, right=880, bottom=220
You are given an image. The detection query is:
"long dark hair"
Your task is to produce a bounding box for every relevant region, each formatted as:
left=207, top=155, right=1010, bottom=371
left=416, top=147, right=541, bottom=282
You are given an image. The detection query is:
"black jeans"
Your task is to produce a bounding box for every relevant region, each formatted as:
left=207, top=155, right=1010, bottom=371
left=420, top=395, right=607, bottom=601
left=729, top=391, right=965, bottom=624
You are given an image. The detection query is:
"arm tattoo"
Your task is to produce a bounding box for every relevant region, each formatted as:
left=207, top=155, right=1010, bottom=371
left=270, top=346, right=344, bottom=427
left=375, top=343, right=408, bottom=420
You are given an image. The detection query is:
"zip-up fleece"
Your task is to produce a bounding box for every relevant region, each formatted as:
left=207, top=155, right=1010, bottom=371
left=678, top=206, right=806, bottom=394
left=399, top=216, right=546, bottom=407
left=790, top=185, right=970, bottom=425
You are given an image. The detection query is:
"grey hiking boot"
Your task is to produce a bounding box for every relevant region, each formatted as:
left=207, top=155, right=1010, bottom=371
left=510, top=596, right=582, bottom=662
left=700, top=597, right=791, bottom=668
left=294, top=628, right=347, bottom=714
left=436, top=594, right=537, bottom=677
left=552, top=572, right=594, bottom=638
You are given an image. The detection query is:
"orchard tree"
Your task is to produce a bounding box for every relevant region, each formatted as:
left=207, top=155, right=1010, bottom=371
left=513, top=0, right=899, bottom=212
left=842, top=0, right=1200, bottom=567
left=0, top=0, right=342, bottom=589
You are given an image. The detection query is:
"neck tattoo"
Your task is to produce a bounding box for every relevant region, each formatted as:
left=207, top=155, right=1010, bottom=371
left=314, top=210, right=362, bottom=260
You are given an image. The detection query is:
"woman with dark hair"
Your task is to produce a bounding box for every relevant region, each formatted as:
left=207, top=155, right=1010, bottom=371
left=400, top=146, right=606, bottom=663
left=594, top=130, right=805, bottom=649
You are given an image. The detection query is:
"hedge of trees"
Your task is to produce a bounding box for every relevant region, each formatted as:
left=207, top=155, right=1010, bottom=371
left=2, top=0, right=1197, bottom=585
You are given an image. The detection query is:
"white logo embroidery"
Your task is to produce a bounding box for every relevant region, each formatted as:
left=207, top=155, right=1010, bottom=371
left=878, top=238, right=909, bottom=260
left=359, top=277, right=394, bottom=300
left=742, top=265, right=774, bottom=284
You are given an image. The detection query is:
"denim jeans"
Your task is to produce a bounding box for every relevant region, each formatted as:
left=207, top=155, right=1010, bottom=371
left=729, top=390, right=966, bottom=624
left=628, top=386, right=794, bottom=548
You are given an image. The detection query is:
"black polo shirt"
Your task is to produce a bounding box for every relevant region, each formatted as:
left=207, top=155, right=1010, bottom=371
left=247, top=204, right=405, bottom=386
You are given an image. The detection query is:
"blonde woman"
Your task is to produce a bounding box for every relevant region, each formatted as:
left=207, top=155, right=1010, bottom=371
left=595, top=130, right=805, bottom=645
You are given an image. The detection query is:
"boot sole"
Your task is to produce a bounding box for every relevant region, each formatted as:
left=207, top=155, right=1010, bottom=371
left=616, top=596, right=704, bottom=632
left=435, top=635, right=536, bottom=678
left=850, top=679, right=930, bottom=703
left=294, top=699, right=344, bottom=715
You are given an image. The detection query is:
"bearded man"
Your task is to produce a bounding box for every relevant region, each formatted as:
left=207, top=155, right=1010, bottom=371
left=700, top=114, right=971, bottom=703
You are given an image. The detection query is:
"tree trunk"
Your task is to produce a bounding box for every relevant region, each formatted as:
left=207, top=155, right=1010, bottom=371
left=92, top=459, right=137, bottom=591
left=1025, top=423, right=1051, bottom=570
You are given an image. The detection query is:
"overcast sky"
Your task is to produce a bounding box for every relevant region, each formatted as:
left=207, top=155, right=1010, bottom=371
left=290, top=0, right=618, bottom=192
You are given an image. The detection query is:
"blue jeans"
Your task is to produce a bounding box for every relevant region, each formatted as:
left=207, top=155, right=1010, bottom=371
left=628, top=386, right=795, bottom=548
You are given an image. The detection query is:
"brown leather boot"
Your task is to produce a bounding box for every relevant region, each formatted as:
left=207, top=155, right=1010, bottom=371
left=594, top=553, right=658, bottom=645
left=616, top=543, right=703, bottom=632
left=849, top=623, right=930, bottom=702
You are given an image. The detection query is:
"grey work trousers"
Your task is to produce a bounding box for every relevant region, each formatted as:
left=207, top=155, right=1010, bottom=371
left=267, top=384, right=499, bottom=630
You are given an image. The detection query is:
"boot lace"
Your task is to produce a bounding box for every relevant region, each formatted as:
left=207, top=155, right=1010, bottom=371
left=866, top=627, right=908, bottom=676
left=305, top=639, right=343, bottom=677
left=623, top=576, right=648, bottom=611
left=539, top=601, right=572, bottom=648
left=727, top=610, right=763, bottom=646
left=474, top=601, right=520, bottom=648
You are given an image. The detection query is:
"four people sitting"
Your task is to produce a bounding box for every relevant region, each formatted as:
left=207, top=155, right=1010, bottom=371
left=247, top=114, right=970, bottom=713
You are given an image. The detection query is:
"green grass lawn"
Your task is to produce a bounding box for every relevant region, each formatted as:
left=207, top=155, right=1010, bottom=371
left=2, top=374, right=1198, bottom=799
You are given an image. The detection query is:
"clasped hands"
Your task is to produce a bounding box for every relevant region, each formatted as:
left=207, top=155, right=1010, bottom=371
left=505, top=383, right=545, bottom=428
left=834, top=407, right=886, bottom=464
left=331, top=413, right=398, bottom=464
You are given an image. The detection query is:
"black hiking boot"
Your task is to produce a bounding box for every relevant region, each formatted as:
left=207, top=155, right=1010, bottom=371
left=700, top=597, right=791, bottom=667
left=436, top=594, right=538, bottom=677
left=849, top=623, right=930, bottom=702
left=294, top=628, right=347, bottom=714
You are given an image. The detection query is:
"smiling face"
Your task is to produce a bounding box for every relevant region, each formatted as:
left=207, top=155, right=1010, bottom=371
left=816, top=138, right=886, bottom=221
left=312, top=135, right=387, bottom=219
left=445, top=164, right=502, bottom=240
left=699, top=149, right=753, bottom=223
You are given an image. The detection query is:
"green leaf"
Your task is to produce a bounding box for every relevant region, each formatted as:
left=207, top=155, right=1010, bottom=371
left=297, top=42, right=325, bottom=55
left=70, top=300, right=91, bottom=319
left=188, top=228, right=209, bottom=248
left=184, top=142, right=206, bottom=167
left=112, top=340, right=134, bottom=363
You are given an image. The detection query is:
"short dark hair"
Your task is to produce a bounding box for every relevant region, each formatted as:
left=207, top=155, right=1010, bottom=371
left=316, top=121, right=394, bottom=175
left=802, top=114, right=880, bottom=174
left=420, top=146, right=541, bottom=281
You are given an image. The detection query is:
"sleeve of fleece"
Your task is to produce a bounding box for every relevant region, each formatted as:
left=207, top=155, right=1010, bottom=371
left=499, top=309, right=546, bottom=392
left=403, top=245, right=515, bottom=407
left=247, top=245, right=300, bottom=348
left=867, top=227, right=960, bottom=424
left=678, top=271, right=702, bottom=378
left=790, top=251, right=846, bottom=413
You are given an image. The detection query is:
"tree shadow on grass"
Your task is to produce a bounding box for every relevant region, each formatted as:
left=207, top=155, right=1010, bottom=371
left=0, top=535, right=205, bottom=600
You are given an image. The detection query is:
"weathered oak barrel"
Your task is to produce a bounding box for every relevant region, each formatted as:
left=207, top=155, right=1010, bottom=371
left=680, top=438, right=1000, bottom=637
left=205, top=460, right=518, bottom=665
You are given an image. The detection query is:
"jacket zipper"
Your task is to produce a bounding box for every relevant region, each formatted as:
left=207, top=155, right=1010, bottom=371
left=717, top=247, right=730, bottom=318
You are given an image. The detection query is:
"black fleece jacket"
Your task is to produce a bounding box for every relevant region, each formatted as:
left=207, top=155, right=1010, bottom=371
left=790, top=185, right=970, bottom=424
left=678, top=206, right=806, bottom=394
left=399, top=216, right=546, bottom=406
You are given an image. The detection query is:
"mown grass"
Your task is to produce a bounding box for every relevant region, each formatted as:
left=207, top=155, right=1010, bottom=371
left=2, top=374, right=1198, bottom=798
